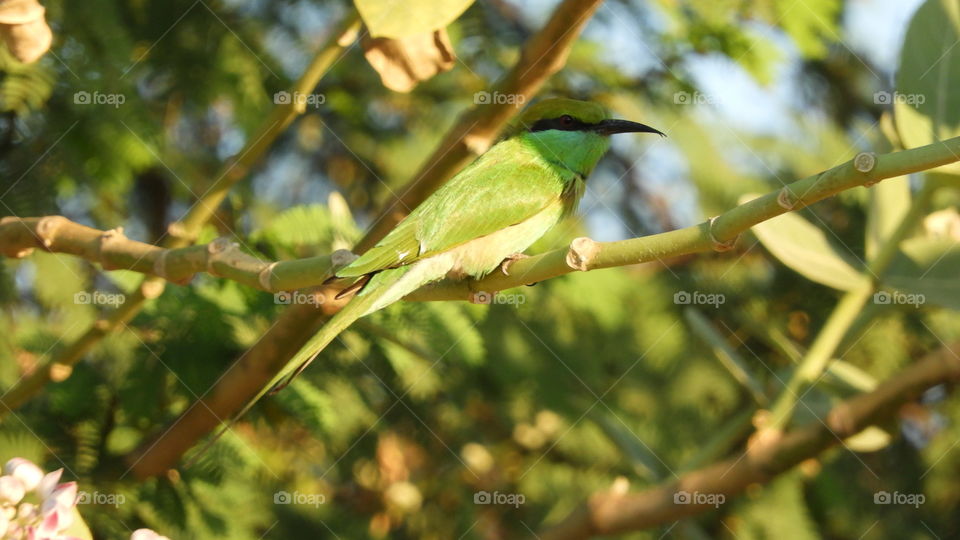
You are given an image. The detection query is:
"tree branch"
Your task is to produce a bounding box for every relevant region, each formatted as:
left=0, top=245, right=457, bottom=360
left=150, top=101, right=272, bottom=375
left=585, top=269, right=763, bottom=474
left=0, top=216, right=356, bottom=292
left=539, top=343, right=960, bottom=539
left=121, top=0, right=608, bottom=479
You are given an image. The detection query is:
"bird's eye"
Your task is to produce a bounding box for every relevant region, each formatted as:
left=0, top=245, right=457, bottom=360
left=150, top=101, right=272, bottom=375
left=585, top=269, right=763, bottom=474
left=560, top=115, right=574, bottom=126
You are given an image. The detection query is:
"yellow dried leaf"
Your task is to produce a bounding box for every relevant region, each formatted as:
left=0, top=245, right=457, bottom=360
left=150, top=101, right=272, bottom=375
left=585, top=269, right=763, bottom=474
left=362, top=29, right=455, bottom=93
left=0, top=0, right=52, bottom=63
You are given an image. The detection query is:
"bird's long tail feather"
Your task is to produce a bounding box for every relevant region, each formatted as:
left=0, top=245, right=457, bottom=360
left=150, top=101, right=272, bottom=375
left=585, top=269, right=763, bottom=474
left=188, top=258, right=450, bottom=465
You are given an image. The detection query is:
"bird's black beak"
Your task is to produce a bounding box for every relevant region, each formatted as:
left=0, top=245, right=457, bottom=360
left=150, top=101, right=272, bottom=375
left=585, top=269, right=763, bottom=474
left=592, top=119, right=665, bottom=137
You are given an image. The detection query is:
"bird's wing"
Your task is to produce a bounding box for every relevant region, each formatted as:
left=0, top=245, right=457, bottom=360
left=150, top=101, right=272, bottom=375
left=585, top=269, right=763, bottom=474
left=337, top=143, right=569, bottom=277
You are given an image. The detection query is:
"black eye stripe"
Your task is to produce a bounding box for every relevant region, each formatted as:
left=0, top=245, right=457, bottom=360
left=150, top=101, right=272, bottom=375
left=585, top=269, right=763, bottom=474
left=529, top=116, right=595, bottom=132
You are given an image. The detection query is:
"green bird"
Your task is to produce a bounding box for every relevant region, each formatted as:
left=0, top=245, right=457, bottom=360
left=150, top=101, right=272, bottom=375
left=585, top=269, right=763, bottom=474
left=210, top=98, right=662, bottom=446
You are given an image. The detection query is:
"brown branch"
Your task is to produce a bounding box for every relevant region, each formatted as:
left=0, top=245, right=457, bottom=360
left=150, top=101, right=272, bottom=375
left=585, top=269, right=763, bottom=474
left=539, top=343, right=960, bottom=539
left=121, top=0, right=607, bottom=479
left=0, top=216, right=356, bottom=291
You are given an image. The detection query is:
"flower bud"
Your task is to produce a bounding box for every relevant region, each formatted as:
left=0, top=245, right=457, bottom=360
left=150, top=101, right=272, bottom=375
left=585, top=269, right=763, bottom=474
left=4, top=458, right=44, bottom=492
left=0, top=476, right=25, bottom=504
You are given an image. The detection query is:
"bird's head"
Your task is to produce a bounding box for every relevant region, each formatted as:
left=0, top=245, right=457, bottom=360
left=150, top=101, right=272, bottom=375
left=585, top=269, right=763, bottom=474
left=508, top=98, right=663, bottom=176
left=514, top=98, right=664, bottom=137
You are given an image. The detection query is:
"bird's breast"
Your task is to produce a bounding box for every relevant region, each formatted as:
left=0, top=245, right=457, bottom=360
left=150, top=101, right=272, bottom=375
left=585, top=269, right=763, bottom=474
left=445, top=200, right=565, bottom=280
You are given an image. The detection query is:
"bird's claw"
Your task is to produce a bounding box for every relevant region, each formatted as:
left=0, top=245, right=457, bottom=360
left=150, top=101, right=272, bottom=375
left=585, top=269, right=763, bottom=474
left=500, top=252, right=530, bottom=276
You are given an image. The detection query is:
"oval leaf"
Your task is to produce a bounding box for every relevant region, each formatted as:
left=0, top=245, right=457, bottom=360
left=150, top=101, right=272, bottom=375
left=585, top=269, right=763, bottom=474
left=749, top=203, right=864, bottom=291
left=885, top=236, right=960, bottom=310
left=894, top=0, right=960, bottom=174
left=866, top=176, right=910, bottom=261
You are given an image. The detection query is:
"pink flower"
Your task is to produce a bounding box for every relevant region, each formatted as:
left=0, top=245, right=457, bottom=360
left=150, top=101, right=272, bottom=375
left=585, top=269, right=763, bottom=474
left=35, top=507, right=62, bottom=537
left=5, top=458, right=45, bottom=492
left=0, top=475, right=26, bottom=504
left=40, top=481, right=78, bottom=514
left=36, top=468, right=63, bottom=500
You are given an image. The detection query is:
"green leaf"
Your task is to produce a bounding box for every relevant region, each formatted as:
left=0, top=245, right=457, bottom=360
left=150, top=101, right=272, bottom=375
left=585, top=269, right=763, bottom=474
left=823, top=359, right=878, bottom=394
left=749, top=202, right=865, bottom=291
left=591, top=414, right=660, bottom=481
left=866, top=176, right=910, bottom=261
left=894, top=0, right=960, bottom=174
left=731, top=471, right=819, bottom=539
left=776, top=0, right=840, bottom=59
left=355, top=0, right=474, bottom=38
left=884, top=236, right=960, bottom=309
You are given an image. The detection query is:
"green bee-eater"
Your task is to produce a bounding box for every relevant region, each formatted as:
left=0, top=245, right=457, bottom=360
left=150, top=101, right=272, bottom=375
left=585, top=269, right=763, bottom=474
left=219, top=98, right=662, bottom=437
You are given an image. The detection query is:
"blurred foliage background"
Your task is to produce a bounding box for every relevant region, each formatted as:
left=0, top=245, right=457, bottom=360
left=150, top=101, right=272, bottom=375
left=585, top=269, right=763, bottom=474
left=2, top=0, right=960, bottom=538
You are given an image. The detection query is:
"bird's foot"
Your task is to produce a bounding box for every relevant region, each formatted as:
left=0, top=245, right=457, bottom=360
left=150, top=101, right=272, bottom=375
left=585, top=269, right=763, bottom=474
left=500, top=252, right=530, bottom=276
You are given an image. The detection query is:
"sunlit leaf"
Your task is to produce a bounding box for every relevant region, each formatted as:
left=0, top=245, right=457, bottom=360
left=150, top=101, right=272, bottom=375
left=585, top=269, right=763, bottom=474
left=355, top=0, right=473, bottom=38
left=866, top=176, right=910, bottom=261
left=362, top=29, right=455, bottom=93
left=894, top=0, right=960, bottom=174
left=748, top=201, right=864, bottom=291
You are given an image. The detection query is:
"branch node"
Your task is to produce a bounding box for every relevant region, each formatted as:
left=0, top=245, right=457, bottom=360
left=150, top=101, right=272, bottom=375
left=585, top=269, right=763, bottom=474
left=206, top=237, right=236, bottom=277
left=565, top=237, right=600, bottom=271
left=777, top=187, right=798, bottom=210
left=166, top=221, right=194, bottom=242
left=36, top=215, right=67, bottom=249
left=99, top=227, right=127, bottom=270
left=854, top=152, right=877, bottom=175
left=708, top=216, right=738, bottom=252
left=153, top=250, right=170, bottom=280
left=258, top=262, right=279, bottom=291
